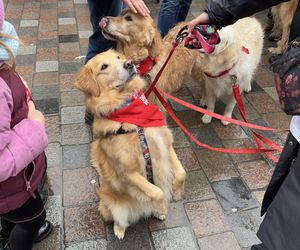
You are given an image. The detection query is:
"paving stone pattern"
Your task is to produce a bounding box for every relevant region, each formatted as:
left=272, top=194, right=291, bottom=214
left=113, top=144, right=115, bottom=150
left=6, top=0, right=290, bottom=249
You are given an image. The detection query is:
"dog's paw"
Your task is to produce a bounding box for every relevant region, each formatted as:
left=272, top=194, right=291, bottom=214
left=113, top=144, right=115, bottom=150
left=244, top=85, right=252, bottom=93
left=114, top=224, right=125, bottom=240
left=172, top=185, right=184, bottom=201
left=153, top=212, right=167, bottom=221
left=221, top=119, right=230, bottom=126
left=202, top=114, right=212, bottom=124
left=268, top=47, right=282, bottom=54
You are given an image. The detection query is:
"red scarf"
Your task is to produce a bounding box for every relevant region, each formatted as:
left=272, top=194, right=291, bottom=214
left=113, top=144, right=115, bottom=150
left=107, top=92, right=165, bottom=127
left=136, top=57, right=158, bottom=77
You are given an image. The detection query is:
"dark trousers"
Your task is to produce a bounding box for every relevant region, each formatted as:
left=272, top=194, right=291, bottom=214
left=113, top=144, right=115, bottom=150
left=0, top=193, right=45, bottom=250
left=289, top=0, right=300, bottom=42
left=85, top=0, right=123, bottom=63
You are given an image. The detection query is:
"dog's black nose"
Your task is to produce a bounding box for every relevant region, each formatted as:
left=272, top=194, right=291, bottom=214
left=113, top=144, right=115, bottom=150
left=123, top=60, right=133, bottom=70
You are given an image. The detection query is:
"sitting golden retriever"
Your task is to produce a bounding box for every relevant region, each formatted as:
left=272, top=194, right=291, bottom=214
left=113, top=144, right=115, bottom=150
left=268, top=0, right=298, bottom=54
left=99, top=9, right=203, bottom=98
left=74, top=50, right=186, bottom=239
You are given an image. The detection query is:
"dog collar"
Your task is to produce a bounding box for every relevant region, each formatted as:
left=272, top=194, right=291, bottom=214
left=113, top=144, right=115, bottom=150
left=136, top=57, right=158, bottom=77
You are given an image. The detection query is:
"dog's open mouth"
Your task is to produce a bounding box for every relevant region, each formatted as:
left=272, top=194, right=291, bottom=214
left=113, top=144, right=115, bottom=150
left=102, top=29, right=118, bottom=41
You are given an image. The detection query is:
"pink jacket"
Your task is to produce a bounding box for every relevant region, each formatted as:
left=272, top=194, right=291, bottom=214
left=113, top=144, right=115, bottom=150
left=0, top=77, right=47, bottom=183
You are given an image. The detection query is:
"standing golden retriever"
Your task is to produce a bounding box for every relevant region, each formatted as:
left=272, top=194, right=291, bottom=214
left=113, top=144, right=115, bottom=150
left=99, top=9, right=203, bottom=97
left=75, top=50, right=186, bottom=239
left=269, top=0, right=298, bottom=54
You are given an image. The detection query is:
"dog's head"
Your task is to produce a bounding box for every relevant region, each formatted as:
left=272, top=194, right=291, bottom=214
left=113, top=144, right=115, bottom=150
left=99, top=9, right=161, bottom=61
left=75, top=50, right=146, bottom=116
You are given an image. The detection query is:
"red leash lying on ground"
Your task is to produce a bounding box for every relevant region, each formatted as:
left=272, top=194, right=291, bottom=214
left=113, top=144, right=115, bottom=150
left=145, top=25, right=283, bottom=162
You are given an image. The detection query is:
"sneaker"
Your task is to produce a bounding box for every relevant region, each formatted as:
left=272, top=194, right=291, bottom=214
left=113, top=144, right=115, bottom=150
left=34, top=220, right=53, bottom=243
left=251, top=243, right=267, bottom=250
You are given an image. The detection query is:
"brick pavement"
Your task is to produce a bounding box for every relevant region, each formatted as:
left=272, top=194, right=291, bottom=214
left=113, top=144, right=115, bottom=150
left=4, top=0, right=291, bottom=249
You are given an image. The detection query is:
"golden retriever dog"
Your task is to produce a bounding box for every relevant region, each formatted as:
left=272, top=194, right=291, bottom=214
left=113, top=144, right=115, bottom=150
left=74, top=50, right=186, bottom=239
left=199, top=17, right=264, bottom=125
left=268, top=0, right=298, bottom=54
left=99, top=9, right=203, bottom=98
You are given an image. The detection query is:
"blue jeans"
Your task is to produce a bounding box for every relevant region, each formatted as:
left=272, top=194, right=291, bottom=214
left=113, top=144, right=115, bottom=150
left=157, top=0, right=192, bottom=37
left=85, top=0, right=123, bottom=63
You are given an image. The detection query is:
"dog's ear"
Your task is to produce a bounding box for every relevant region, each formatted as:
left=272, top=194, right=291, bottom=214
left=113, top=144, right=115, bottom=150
left=75, top=65, right=100, bottom=96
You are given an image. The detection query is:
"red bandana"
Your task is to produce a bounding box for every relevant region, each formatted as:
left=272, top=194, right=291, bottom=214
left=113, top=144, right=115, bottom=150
left=107, top=92, right=165, bottom=127
left=136, top=57, right=158, bottom=77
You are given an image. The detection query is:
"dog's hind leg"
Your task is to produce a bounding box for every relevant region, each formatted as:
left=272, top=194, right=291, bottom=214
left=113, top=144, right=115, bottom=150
left=99, top=202, right=113, bottom=222
left=169, top=147, right=186, bottom=201
left=125, top=172, right=167, bottom=220
left=221, top=95, right=236, bottom=126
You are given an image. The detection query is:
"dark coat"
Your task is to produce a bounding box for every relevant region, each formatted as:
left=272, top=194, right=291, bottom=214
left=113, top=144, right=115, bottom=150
left=206, top=0, right=289, bottom=29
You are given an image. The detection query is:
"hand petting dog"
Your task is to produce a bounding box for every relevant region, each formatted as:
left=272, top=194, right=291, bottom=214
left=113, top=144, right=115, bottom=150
left=123, top=0, right=150, bottom=16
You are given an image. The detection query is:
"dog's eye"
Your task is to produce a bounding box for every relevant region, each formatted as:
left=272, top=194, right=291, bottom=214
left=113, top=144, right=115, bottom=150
left=101, top=64, right=108, bottom=70
left=117, top=56, right=120, bottom=59
left=125, top=15, right=133, bottom=21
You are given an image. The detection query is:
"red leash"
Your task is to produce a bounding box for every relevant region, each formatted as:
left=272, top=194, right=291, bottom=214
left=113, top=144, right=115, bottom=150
left=144, top=26, right=282, bottom=162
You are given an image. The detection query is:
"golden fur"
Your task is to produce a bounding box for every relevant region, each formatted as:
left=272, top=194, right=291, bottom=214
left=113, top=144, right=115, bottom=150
left=269, top=0, right=298, bottom=54
left=199, top=17, right=264, bottom=125
left=75, top=50, right=186, bottom=239
left=100, top=9, right=203, bottom=100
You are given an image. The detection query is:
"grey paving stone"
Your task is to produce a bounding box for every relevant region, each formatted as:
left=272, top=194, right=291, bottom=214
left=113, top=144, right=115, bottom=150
left=59, top=17, right=76, bottom=25
left=61, top=90, right=85, bottom=107
left=36, top=61, right=59, bottom=73
left=18, top=44, right=36, bottom=55
left=66, top=239, right=107, bottom=250
left=78, top=30, right=92, bottom=39
left=20, top=19, right=39, bottom=27
left=45, top=195, right=62, bottom=227
left=190, top=124, right=223, bottom=148
left=152, top=226, right=198, bottom=250
left=184, top=170, right=215, bottom=201
left=107, top=220, right=153, bottom=250
left=171, top=127, right=190, bottom=148
left=41, top=3, right=57, bottom=9
left=58, top=12, right=75, bottom=18
left=46, top=142, right=62, bottom=168
left=74, top=0, right=87, bottom=4
left=263, top=87, right=279, bottom=102
left=245, top=118, right=277, bottom=139
left=61, top=106, right=85, bottom=124
left=63, top=144, right=90, bottom=169
left=224, top=208, right=263, bottom=248
left=211, top=178, right=259, bottom=213
left=37, top=39, right=58, bottom=49
left=59, top=61, right=82, bottom=73
left=18, top=27, right=38, bottom=37
left=250, top=80, right=264, bottom=92
left=62, top=123, right=91, bottom=145
left=32, top=84, right=59, bottom=100
left=59, top=34, right=79, bottom=43
left=35, top=98, right=59, bottom=115
left=197, top=232, right=241, bottom=250
left=33, top=226, right=61, bottom=250
left=16, top=54, right=36, bottom=65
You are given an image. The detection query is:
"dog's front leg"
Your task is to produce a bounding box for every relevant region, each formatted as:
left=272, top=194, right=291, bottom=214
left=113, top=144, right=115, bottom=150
left=221, top=95, right=236, bottom=126
left=201, top=90, right=216, bottom=124
left=169, top=147, right=186, bottom=201
left=125, top=172, right=167, bottom=220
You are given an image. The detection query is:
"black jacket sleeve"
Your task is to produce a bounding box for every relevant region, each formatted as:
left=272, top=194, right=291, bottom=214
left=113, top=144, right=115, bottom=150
left=207, top=0, right=290, bottom=29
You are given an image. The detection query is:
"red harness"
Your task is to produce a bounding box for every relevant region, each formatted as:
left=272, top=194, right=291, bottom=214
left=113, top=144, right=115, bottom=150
left=136, top=56, right=158, bottom=77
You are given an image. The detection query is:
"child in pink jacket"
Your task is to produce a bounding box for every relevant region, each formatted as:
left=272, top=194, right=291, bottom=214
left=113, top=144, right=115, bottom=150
left=0, top=0, right=53, bottom=249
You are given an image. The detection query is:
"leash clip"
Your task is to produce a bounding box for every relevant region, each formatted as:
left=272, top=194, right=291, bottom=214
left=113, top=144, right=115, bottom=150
left=231, top=75, right=237, bottom=86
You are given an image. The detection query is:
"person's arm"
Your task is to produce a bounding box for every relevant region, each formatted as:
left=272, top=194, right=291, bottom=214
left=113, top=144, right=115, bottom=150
left=188, top=0, right=290, bottom=31
left=0, top=79, right=48, bottom=182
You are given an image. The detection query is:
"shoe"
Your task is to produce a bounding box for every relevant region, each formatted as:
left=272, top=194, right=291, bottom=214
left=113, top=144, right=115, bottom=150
left=34, top=220, right=53, bottom=243
left=84, top=110, right=94, bottom=126
left=251, top=243, right=267, bottom=250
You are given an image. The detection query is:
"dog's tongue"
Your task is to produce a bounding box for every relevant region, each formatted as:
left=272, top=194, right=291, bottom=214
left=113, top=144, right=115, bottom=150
left=99, top=18, right=107, bottom=29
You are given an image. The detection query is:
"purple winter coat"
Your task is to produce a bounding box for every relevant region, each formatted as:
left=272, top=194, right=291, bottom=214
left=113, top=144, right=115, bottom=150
left=0, top=63, right=48, bottom=213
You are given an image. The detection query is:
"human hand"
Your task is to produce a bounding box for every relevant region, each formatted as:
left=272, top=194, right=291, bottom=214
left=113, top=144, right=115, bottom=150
left=123, top=0, right=150, bottom=17
left=187, top=12, right=210, bottom=32
left=27, top=101, right=45, bottom=127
